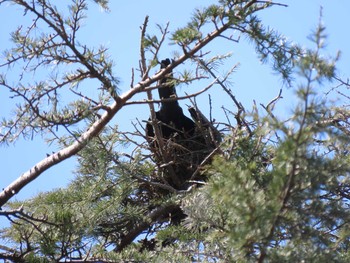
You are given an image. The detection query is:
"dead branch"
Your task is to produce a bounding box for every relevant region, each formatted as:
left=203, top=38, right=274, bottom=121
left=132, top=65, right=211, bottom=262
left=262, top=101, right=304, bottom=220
left=140, top=18, right=182, bottom=188
left=189, top=146, right=222, bottom=181
left=197, top=59, right=243, bottom=111
left=125, top=78, right=217, bottom=106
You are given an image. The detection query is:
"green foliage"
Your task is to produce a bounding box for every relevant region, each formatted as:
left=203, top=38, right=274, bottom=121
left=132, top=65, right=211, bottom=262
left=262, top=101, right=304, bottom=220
left=0, top=0, right=117, bottom=144
left=179, top=23, right=350, bottom=262
left=172, top=27, right=202, bottom=46
left=2, top=1, right=350, bottom=262
left=92, top=0, right=110, bottom=11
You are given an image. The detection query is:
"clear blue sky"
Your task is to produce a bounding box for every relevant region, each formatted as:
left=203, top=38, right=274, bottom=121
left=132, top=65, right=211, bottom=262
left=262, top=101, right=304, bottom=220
left=0, top=0, right=349, bottom=206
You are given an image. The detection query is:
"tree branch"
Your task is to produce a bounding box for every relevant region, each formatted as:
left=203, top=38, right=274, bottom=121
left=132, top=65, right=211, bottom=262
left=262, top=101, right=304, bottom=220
left=114, top=203, right=178, bottom=252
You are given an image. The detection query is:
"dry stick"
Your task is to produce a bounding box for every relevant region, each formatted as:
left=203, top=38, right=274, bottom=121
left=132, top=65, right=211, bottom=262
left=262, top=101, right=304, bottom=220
left=125, top=80, right=216, bottom=106
left=260, top=88, right=283, bottom=113
left=197, top=59, right=253, bottom=136
left=197, top=59, right=243, bottom=111
left=189, top=146, right=221, bottom=181
left=260, top=89, right=283, bottom=142
left=131, top=173, right=177, bottom=193
left=139, top=16, right=181, bottom=188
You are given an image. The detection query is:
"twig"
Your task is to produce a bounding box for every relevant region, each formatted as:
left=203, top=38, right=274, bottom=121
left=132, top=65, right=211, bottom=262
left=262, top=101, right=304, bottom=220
left=197, top=59, right=242, bottom=111
left=139, top=16, right=182, bottom=187
left=264, top=88, right=283, bottom=111
left=189, top=146, right=221, bottom=181
left=131, top=173, right=178, bottom=193
left=125, top=78, right=217, bottom=106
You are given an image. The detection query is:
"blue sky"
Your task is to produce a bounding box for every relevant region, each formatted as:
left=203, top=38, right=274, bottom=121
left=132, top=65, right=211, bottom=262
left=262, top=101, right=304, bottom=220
left=0, top=0, right=349, bottom=206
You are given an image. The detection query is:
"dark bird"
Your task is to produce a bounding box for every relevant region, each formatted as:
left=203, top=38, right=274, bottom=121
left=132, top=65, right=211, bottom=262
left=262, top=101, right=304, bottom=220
left=146, top=59, right=195, bottom=140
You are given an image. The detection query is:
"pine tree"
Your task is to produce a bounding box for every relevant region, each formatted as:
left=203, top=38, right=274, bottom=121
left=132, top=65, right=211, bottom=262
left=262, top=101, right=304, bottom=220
left=1, top=1, right=350, bottom=262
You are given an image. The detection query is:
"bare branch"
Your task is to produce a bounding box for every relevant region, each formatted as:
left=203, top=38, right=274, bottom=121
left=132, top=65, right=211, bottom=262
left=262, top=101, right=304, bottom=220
left=125, top=78, right=217, bottom=106
left=197, top=59, right=242, bottom=111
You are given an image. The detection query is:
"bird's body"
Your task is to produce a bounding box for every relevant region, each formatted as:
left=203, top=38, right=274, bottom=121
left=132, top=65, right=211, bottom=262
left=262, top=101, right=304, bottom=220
left=146, top=59, right=195, bottom=140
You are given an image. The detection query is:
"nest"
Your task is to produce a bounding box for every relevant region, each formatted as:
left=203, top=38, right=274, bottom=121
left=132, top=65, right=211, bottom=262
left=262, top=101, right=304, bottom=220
left=147, top=106, right=221, bottom=190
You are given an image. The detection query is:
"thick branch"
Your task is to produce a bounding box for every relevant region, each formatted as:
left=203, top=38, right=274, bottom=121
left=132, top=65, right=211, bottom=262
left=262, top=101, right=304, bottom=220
left=114, top=203, right=178, bottom=252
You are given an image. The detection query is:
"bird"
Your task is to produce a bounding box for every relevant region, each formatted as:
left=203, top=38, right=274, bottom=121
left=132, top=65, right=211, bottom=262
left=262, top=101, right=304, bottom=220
left=146, top=58, right=195, bottom=140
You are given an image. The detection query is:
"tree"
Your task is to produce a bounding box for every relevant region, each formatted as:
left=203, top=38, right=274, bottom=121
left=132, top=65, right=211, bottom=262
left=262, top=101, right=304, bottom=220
left=1, top=0, right=350, bottom=262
